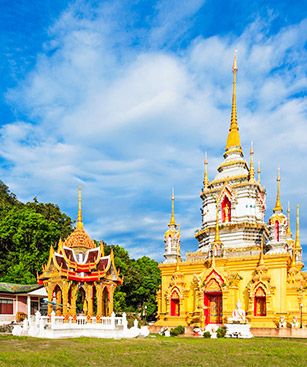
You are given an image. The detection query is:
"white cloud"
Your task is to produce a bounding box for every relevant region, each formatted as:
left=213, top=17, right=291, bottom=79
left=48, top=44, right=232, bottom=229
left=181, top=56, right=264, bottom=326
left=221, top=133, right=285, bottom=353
left=1, top=2, right=307, bottom=263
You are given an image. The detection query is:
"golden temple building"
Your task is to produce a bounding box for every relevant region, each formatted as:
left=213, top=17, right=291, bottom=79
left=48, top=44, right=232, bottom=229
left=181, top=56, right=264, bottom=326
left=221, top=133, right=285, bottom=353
left=38, top=189, right=122, bottom=321
left=156, top=55, right=307, bottom=330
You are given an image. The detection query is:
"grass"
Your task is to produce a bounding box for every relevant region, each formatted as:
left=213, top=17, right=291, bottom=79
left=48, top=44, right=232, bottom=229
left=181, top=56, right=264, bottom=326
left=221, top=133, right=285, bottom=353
left=0, top=335, right=306, bottom=367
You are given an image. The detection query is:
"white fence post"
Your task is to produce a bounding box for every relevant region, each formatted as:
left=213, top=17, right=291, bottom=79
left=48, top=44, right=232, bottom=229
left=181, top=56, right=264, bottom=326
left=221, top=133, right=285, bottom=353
left=122, top=312, right=128, bottom=331
left=35, top=310, right=41, bottom=328
left=111, top=312, right=115, bottom=329
left=51, top=311, right=56, bottom=329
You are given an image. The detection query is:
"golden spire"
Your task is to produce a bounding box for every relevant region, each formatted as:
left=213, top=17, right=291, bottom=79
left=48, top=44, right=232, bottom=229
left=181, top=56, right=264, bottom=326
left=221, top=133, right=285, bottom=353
left=273, top=167, right=283, bottom=212
left=286, top=202, right=292, bottom=238
left=76, top=187, right=84, bottom=230
left=225, top=51, right=242, bottom=154
left=257, top=161, right=261, bottom=184
left=203, top=152, right=209, bottom=188
left=249, top=142, right=255, bottom=183
left=294, top=204, right=301, bottom=250
left=169, top=188, right=176, bottom=226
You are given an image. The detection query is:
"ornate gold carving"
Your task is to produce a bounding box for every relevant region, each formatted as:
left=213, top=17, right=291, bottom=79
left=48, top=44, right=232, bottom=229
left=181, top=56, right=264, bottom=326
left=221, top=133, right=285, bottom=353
left=205, top=279, right=221, bottom=292
left=227, top=272, right=242, bottom=287
left=64, top=228, right=96, bottom=249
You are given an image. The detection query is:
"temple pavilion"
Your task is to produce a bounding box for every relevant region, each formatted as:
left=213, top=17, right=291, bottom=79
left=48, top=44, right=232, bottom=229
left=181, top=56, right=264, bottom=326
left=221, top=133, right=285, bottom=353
left=156, top=54, right=307, bottom=329
left=38, top=189, right=122, bottom=320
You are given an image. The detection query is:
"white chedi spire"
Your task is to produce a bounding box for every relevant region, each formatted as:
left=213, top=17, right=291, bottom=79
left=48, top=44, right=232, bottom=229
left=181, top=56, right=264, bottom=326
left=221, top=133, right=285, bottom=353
left=163, top=189, right=181, bottom=263
left=266, top=169, right=288, bottom=254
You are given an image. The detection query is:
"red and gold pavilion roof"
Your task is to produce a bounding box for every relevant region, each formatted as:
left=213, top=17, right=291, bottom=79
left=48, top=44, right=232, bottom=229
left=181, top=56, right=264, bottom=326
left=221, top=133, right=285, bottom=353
left=38, top=189, right=122, bottom=285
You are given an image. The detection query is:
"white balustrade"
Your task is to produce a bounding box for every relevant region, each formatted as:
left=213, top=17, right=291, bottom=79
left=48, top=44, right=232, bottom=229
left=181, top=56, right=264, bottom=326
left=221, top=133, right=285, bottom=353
left=13, top=312, right=146, bottom=339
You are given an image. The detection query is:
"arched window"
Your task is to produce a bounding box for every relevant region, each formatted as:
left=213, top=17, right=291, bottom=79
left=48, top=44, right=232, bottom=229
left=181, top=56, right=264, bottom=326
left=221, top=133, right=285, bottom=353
left=274, top=221, right=280, bottom=242
left=170, top=290, right=180, bottom=316
left=254, top=287, right=266, bottom=316
left=221, top=196, right=231, bottom=223
left=53, top=285, right=62, bottom=316
left=102, top=287, right=109, bottom=317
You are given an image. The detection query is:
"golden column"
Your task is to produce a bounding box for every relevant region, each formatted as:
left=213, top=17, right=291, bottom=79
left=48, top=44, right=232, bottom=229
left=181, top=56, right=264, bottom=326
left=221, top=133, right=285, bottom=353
left=108, top=284, right=114, bottom=315
left=47, top=284, right=53, bottom=316
left=56, top=287, right=62, bottom=316
left=85, top=284, right=94, bottom=321
left=62, top=282, right=70, bottom=320
left=70, top=284, right=78, bottom=321
left=95, top=283, right=104, bottom=321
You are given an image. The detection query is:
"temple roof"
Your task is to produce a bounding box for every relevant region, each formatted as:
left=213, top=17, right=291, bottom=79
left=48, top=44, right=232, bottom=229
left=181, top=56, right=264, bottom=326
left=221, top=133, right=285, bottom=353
left=64, top=227, right=96, bottom=249
left=0, top=282, right=43, bottom=294
left=38, top=188, right=122, bottom=285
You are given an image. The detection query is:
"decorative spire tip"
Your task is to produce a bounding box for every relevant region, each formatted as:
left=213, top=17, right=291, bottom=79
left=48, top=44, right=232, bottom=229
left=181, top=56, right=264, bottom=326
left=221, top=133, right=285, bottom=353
left=169, top=188, right=176, bottom=226
left=77, top=186, right=84, bottom=230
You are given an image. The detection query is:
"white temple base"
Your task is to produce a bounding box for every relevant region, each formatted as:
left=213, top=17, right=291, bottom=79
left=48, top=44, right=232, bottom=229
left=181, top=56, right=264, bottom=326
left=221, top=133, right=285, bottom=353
left=12, top=311, right=148, bottom=339
left=225, top=323, right=253, bottom=338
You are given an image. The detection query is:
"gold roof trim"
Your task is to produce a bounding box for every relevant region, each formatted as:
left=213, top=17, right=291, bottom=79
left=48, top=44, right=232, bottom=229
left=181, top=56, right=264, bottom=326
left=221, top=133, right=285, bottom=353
left=64, top=228, right=96, bottom=249
left=217, top=159, right=248, bottom=171
left=209, top=173, right=248, bottom=186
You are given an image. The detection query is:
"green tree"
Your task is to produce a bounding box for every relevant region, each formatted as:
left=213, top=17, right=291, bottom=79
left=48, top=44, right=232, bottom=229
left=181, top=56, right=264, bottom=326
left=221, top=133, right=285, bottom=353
left=0, top=181, right=161, bottom=320
left=125, top=256, right=161, bottom=318
left=0, top=198, right=72, bottom=284
left=105, top=245, right=161, bottom=318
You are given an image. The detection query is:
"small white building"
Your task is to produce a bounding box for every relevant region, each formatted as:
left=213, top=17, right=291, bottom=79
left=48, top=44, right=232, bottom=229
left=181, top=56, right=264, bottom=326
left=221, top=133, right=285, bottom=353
left=0, top=282, right=47, bottom=324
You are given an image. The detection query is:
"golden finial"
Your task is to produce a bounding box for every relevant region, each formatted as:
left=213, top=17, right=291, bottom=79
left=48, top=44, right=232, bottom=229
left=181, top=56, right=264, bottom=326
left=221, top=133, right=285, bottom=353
left=257, top=161, right=261, bottom=184
left=286, top=202, right=292, bottom=238
left=214, top=200, right=221, bottom=244
left=273, top=167, right=283, bottom=212
left=77, top=186, right=84, bottom=230
left=58, top=238, right=63, bottom=251
left=203, top=152, right=209, bottom=189
left=295, top=204, right=301, bottom=250
left=169, top=188, right=176, bottom=226
left=99, top=241, right=105, bottom=257
left=225, top=51, right=242, bottom=154
left=249, top=142, right=255, bottom=183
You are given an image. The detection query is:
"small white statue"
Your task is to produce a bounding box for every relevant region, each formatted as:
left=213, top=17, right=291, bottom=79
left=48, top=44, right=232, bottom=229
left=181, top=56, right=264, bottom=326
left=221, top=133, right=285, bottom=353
left=279, top=315, right=287, bottom=328
left=291, top=316, right=299, bottom=329
left=231, top=300, right=246, bottom=323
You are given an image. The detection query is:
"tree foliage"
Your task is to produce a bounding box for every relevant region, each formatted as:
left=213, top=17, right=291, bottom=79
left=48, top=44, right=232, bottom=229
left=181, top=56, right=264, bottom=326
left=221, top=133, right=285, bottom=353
left=0, top=181, right=73, bottom=284
left=105, top=245, right=161, bottom=318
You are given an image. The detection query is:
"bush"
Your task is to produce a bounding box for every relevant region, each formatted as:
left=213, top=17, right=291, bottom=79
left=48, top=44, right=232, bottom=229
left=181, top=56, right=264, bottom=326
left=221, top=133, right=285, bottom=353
left=16, top=312, right=27, bottom=322
left=0, top=324, right=14, bottom=333
left=170, top=325, right=185, bottom=336
left=203, top=331, right=211, bottom=338
left=175, top=325, right=185, bottom=334
left=216, top=326, right=227, bottom=338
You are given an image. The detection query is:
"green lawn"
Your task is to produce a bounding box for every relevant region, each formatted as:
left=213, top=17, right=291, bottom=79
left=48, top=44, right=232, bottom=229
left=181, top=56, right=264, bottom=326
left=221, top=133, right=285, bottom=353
left=0, top=335, right=306, bottom=367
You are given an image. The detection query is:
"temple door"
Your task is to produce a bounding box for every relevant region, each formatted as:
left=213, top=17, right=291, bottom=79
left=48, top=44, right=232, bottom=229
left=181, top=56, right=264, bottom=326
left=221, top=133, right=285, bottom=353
left=204, top=279, right=223, bottom=324
left=204, top=293, right=223, bottom=324
left=254, top=287, right=267, bottom=316
left=170, top=291, right=180, bottom=316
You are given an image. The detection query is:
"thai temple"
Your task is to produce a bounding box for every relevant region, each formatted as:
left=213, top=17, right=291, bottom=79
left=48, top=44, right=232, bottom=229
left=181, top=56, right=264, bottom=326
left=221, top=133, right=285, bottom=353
left=38, top=189, right=122, bottom=321
left=156, top=55, right=307, bottom=330
left=11, top=190, right=149, bottom=338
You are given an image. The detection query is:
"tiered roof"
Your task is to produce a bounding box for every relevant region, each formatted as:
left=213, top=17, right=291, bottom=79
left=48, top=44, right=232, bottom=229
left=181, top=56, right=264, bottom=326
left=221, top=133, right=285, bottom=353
left=38, top=189, right=122, bottom=285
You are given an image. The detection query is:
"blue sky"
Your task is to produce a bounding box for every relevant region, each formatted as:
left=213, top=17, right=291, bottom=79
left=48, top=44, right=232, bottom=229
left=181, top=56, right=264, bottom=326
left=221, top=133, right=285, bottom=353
left=0, top=0, right=306, bottom=262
